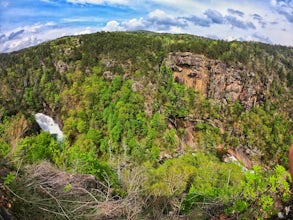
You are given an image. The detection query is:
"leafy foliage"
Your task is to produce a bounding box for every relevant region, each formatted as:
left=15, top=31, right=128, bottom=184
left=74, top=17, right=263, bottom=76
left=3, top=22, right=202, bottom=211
left=0, top=31, right=292, bottom=219
left=227, top=165, right=291, bottom=219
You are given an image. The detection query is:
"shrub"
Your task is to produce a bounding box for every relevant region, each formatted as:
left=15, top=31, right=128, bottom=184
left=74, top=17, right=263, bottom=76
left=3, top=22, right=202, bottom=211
left=228, top=165, right=291, bottom=219
left=16, top=132, right=60, bottom=163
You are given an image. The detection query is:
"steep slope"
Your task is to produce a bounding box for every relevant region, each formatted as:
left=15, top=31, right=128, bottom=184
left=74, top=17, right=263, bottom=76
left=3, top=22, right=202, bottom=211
left=166, top=52, right=264, bottom=109
left=0, top=32, right=292, bottom=219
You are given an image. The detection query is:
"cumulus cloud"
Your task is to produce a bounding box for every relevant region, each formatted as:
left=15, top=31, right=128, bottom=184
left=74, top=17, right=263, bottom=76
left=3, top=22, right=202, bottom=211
left=278, top=10, right=293, bottom=22
left=251, top=13, right=267, bottom=28
left=204, top=9, right=225, bottom=24
left=252, top=33, right=272, bottom=44
left=0, top=23, right=48, bottom=52
left=1, top=23, right=55, bottom=50
left=227, top=8, right=244, bottom=17
left=226, top=16, right=256, bottom=30
left=271, top=0, right=293, bottom=23
left=101, top=9, right=188, bottom=33
left=122, top=18, right=145, bottom=30
left=2, top=1, right=293, bottom=52
left=0, top=23, right=97, bottom=53
left=101, top=9, right=187, bottom=32
left=0, top=34, right=41, bottom=53
left=185, top=9, right=224, bottom=27
left=186, top=15, right=211, bottom=27
left=226, top=36, right=236, bottom=42
left=252, top=13, right=262, bottom=21
left=8, top=30, right=25, bottom=40
left=228, top=32, right=273, bottom=45
left=186, top=9, right=256, bottom=30
left=147, top=9, right=187, bottom=29
left=102, top=20, right=125, bottom=31
left=169, top=26, right=184, bottom=33
left=74, top=27, right=95, bottom=35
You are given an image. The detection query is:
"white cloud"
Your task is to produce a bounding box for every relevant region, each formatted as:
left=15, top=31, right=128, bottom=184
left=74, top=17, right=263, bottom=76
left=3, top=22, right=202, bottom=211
left=102, top=20, right=125, bottom=31
left=148, top=9, right=179, bottom=25
left=63, top=17, right=103, bottom=23
left=146, top=9, right=187, bottom=30
left=23, top=23, right=54, bottom=33
left=169, top=26, right=184, bottom=33
left=74, top=27, right=95, bottom=35
left=148, top=9, right=168, bottom=20
left=122, top=18, right=145, bottom=30
left=252, top=32, right=272, bottom=44
left=0, top=34, right=41, bottom=53
left=271, top=0, right=293, bottom=23
left=100, top=9, right=188, bottom=33
left=150, top=0, right=201, bottom=12
left=0, top=23, right=99, bottom=53
left=226, top=36, right=235, bottom=41
left=1, top=1, right=293, bottom=52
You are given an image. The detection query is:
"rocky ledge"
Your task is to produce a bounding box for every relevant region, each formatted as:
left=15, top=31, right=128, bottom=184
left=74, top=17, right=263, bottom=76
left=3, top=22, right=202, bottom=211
left=166, top=52, right=265, bottom=109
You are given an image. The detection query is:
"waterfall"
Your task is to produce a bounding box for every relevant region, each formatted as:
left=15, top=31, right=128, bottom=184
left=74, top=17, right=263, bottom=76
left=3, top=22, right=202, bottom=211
left=35, top=113, right=64, bottom=142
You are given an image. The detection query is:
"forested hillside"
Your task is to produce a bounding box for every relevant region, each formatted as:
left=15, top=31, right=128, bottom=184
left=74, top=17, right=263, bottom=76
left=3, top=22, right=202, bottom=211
left=0, top=31, right=292, bottom=219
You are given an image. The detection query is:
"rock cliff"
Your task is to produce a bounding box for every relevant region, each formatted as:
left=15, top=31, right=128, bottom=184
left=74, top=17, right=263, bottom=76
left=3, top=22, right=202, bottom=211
left=166, top=52, right=265, bottom=109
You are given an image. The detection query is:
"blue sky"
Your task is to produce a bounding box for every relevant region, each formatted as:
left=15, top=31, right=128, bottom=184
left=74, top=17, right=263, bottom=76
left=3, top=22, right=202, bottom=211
left=0, top=0, right=292, bottom=52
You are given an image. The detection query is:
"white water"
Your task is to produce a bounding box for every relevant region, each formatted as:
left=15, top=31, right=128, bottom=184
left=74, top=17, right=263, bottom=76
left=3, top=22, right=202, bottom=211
left=35, top=113, right=64, bottom=142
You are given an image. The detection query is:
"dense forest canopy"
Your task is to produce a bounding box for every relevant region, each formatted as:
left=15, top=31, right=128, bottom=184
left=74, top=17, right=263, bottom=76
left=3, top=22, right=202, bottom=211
left=0, top=31, right=292, bottom=219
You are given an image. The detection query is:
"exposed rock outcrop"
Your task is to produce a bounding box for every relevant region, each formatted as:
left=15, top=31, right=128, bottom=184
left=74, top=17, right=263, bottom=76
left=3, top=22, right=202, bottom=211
left=103, top=71, right=114, bottom=80
left=217, top=144, right=262, bottom=170
left=54, top=60, right=68, bottom=73
left=166, top=52, right=264, bottom=109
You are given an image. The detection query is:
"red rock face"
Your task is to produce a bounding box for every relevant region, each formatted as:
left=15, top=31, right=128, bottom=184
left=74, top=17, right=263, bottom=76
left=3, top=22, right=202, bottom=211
left=166, top=52, right=264, bottom=109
